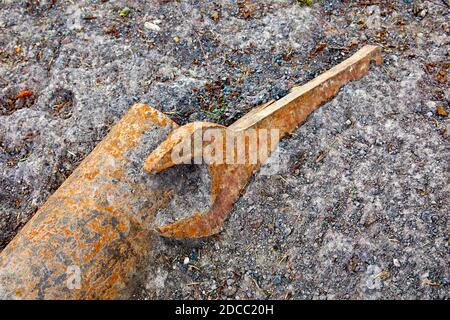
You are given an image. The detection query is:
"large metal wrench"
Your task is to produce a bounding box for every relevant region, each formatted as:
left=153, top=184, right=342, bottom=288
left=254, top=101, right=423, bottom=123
left=145, top=45, right=382, bottom=239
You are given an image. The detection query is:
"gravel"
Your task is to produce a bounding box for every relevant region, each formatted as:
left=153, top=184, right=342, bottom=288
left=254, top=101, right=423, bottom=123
left=0, top=0, right=448, bottom=299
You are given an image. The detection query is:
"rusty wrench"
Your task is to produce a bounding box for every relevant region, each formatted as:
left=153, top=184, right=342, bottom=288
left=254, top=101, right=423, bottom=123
left=144, top=45, right=383, bottom=239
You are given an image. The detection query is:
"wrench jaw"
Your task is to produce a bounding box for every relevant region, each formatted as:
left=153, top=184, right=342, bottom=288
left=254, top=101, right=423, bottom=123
left=144, top=122, right=232, bottom=238
left=144, top=123, right=257, bottom=239
left=155, top=164, right=254, bottom=239
left=156, top=212, right=212, bottom=238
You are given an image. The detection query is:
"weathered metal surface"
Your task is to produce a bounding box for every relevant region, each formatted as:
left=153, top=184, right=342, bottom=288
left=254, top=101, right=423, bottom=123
left=145, top=45, right=383, bottom=239
left=0, top=104, right=177, bottom=299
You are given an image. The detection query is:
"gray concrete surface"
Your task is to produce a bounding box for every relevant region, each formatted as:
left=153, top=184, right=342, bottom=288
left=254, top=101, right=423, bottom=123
left=0, top=0, right=448, bottom=299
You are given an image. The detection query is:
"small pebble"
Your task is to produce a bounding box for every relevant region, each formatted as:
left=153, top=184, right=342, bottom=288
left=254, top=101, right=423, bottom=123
left=144, top=21, right=161, bottom=32
left=224, top=286, right=237, bottom=297
left=418, top=9, right=428, bottom=18
left=183, top=257, right=190, bottom=265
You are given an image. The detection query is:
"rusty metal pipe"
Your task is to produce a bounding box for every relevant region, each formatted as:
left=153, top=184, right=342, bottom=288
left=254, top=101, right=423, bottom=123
left=0, top=104, right=177, bottom=299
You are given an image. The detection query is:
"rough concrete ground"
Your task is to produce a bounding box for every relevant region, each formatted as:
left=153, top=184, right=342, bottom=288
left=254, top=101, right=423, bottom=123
left=0, top=0, right=448, bottom=299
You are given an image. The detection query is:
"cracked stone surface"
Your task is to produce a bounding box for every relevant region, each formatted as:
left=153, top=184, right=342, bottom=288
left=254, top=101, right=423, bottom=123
left=0, top=0, right=448, bottom=299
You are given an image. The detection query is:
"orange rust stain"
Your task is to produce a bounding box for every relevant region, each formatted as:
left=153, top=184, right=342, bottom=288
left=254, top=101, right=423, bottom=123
left=82, top=239, right=105, bottom=264
left=109, top=168, right=125, bottom=180
left=15, top=289, right=24, bottom=297
left=117, top=222, right=128, bottom=233
left=60, top=226, right=71, bottom=237
left=108, top=272, right=118, bottom=285
left=101, top=205, right=118, bottom=215
left=84, top=168, right=100, bottom=180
